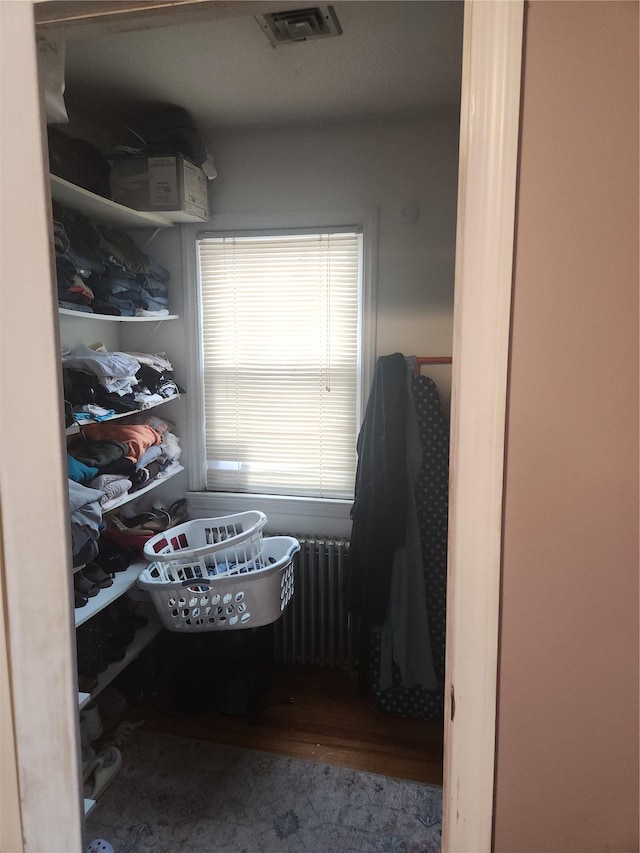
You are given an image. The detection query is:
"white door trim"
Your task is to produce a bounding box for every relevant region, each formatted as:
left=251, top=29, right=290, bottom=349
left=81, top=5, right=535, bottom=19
left=1, top=3, right=84, bottom=851
left=443, top=2, right=524, bottom=851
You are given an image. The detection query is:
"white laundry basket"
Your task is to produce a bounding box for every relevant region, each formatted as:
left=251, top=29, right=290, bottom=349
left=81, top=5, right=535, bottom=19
left=138, top=525, right=299, bottom=632
left=141, top=511, right=267, bottom=578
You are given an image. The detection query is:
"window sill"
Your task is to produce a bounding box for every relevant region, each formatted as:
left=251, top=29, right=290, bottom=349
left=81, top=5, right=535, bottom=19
left=185, top=491, right=353, bottom=539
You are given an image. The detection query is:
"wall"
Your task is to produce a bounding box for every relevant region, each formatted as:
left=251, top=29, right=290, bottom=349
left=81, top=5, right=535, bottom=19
left=495, top=2, right=639, bottom=851
left=83, top=114, right=460, bottom=519
left=202, top=114, right=460, bottom=407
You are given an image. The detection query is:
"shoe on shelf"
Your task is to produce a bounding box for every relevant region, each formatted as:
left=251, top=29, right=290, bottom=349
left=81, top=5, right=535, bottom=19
left=81, top=744, right=96, bottom=781
left=78, top=674, right=98, bottom=694
left=80, top=701, right=103, bottom=742
left=121, top=509, right=171, bottom=531
left=95, top=686, right=127, bottom=733
left=109, top=596, right=147, bottom=634
left=84, top=746, right=122, bottom=801
left=74, top=572, right=100, bottom=598
left=83, top=563, right=113, bottom=589
left=76, top=621, right=109, bottom=678
left=168, top=498, right=189, bottom=525
left=94, top=536, right=138, bottom=573
left=74, top=590, right=89, bottom=608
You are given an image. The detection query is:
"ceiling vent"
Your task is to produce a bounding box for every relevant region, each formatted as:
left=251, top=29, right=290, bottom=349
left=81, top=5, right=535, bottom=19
left=256, top=6, right=343, bottom=47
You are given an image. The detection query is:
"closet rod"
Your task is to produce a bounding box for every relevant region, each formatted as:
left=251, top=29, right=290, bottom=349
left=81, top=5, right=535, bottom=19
left=413, top=356, right=453, bottom=376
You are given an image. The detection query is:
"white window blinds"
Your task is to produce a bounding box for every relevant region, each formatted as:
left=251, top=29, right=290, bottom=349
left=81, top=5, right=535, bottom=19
left=197, top=230, right=362, bottom=498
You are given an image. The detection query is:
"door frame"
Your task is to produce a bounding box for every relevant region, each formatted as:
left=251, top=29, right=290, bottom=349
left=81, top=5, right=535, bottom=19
left=1, top=2, right=524, bottom=850
left=443, top=2, right=524, bottom=850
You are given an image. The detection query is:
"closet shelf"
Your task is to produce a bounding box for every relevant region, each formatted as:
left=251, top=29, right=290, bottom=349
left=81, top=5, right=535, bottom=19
left=65, top=393, right=182, bottom=435
left=59, top=308, right=179, bottom=322
left=51, top=174, right=207, bottom=226
left=52, top=174, right=172, bottom=228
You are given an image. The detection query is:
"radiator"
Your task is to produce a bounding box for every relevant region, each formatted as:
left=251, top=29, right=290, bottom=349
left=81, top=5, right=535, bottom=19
left=273, top=537, right=356, bottom=670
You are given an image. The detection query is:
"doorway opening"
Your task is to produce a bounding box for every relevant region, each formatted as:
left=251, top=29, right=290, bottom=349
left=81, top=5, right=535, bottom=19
left=50, top=0, right=462, bottom=840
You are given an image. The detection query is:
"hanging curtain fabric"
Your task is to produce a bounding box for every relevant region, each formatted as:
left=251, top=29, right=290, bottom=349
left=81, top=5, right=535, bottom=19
left=346, top=353, right=449, bottom=719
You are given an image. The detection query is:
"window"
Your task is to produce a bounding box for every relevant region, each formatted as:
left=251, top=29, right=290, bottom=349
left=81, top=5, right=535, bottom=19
left=197, top=226, right=367, bottom=500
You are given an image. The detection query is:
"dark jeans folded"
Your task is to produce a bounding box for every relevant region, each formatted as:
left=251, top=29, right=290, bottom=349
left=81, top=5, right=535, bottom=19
left=59, top=300, right=93, bottom=314
left=92, top=296, right=135, bottom=316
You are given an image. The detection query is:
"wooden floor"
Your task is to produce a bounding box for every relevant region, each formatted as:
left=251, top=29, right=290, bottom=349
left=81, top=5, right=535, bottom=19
left=123, top=664, right=443, bottom=786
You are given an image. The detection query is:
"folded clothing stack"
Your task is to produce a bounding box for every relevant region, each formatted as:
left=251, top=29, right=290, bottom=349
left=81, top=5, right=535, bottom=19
left=53, top=201, right=172, bottom=317
left=63, top=345, right=183, bottom=418
left=67, top=414, right=182, bottom=512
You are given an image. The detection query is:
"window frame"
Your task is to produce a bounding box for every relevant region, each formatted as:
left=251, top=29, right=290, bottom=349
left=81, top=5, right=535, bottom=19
left=182, top=207, right=378, bottom=535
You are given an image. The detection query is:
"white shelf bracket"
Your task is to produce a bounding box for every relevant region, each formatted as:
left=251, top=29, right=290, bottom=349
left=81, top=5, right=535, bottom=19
left=143, top=225, right=169, bottom=250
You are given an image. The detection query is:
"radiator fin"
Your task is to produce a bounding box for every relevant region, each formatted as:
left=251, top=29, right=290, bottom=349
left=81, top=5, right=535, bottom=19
left=273, top=537, right=355, bottom=670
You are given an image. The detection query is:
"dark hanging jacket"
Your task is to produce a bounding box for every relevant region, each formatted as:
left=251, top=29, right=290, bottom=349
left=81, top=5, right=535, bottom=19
left=346, top=353, right=410, bottom=626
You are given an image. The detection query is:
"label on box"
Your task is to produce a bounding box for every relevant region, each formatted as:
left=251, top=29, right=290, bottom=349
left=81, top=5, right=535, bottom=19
left=182, top=159, right=208, bottom=218
left=148, top=157, right=178, bottom=207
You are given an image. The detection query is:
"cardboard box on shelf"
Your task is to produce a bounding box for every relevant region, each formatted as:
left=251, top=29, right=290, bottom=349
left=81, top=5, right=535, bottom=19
left=109, top=154, right=209, bottom=221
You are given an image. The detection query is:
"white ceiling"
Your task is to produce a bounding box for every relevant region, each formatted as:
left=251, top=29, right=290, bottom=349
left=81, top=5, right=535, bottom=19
left=63, top=1, right=464, bottom=132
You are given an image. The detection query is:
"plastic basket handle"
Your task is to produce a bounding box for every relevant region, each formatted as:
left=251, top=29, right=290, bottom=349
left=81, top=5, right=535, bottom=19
left=145, top=514, right=266, bottom=562
left=181, top=579, right=212, bottom=588
left=285, top=541, right=301, bottom=559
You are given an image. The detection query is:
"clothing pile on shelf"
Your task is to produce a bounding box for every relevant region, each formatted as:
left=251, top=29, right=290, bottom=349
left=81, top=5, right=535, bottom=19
left=63, top=345, right=182, bottom=421
left=68, top=478, right=104, bottom=568
left=67, top=476, right=142, bottom=582
left=53, top=201, right=172, bottom=316
left=70, top=494, right=188, bottom=610
left=67, top=413, right=182, bottom=514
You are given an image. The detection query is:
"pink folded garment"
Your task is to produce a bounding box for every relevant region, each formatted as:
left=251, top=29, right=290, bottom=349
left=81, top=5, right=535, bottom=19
left=81, top=422, right=161, bottom=462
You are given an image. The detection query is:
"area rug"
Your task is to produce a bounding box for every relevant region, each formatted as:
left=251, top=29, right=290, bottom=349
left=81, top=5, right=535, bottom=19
left=86, top=729, right=442, bottom=852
